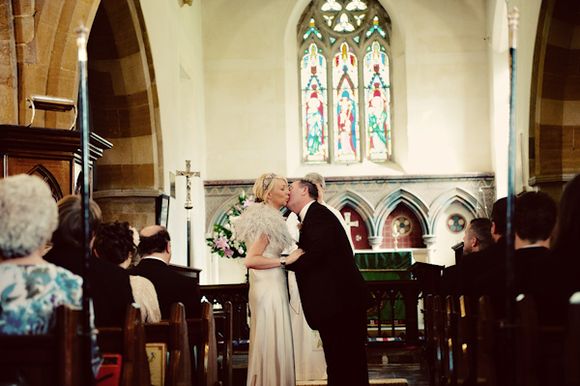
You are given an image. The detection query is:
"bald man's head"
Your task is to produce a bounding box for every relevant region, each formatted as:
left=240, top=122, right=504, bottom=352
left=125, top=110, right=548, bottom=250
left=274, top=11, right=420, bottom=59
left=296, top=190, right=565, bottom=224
left=137, top=225, right=171, bottom=260
left=141, top=225, right=164, bottom=238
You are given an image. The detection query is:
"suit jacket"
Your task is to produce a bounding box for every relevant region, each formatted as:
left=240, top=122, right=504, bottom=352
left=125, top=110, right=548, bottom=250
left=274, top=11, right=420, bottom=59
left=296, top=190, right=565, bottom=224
left=130, top=258, right=201, bottom=319
left=45, top=246, right=134, bottom=327
left=285, top=201, right=369, bottom=330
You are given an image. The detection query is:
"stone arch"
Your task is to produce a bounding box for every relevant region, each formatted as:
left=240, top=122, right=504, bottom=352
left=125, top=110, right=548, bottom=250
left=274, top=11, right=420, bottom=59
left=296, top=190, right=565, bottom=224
left=88, top=0, right=162, bottom=192
left=327, top=189, right=377, bottom=235
left=87, top=0, right=163, bottom=227
left=5, top=0, right=162, bottom=227
left=529, top=0, right=580, bottom=195
left=205, top=193, right=246, bottom=235
left=28, top=164, right=64, bottom=201
left=429, top=187, right=480, bottom=232
left=375, top=188, right=429, bottom=236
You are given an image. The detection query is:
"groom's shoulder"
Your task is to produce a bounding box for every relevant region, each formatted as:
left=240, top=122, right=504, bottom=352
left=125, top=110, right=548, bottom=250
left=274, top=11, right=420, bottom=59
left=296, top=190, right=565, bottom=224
left=309, top=201, right=334, bottom=218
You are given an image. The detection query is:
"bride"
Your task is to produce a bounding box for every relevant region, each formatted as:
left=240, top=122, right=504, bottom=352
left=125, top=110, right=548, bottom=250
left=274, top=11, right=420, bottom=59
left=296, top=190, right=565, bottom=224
left=233, top=173, right=303, bottom=386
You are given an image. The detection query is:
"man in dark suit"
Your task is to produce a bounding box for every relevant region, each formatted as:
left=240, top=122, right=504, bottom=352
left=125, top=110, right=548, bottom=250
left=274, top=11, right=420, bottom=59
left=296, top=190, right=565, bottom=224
left=286, top=179, right=370, bottom=386
left=442, top=218, right=492, bottom=295
left=458, top=197, right=507, bottom=298
left=131, top=225, right=201, bottom=319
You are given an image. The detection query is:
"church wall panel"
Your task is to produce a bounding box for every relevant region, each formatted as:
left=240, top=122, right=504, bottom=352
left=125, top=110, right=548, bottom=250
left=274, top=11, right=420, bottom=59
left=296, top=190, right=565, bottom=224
left=7, top=157, right=72, bottom=195
left=205, top=173, right=494, bottom=269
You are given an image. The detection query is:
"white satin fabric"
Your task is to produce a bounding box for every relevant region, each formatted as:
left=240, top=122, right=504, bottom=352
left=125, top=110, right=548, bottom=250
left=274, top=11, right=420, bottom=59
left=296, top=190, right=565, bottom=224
left=247, top=249, right=295, bottom=386
left=286, top=212, right=328, bottom=381
left=235, top=204, right=295, bottom=386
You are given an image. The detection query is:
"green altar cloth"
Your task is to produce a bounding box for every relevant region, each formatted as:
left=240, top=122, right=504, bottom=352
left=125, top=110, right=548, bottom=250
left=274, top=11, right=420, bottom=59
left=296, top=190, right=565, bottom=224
left=355, top=250, right=413, bottom=281
left=355, top=250, right=413, bottom=325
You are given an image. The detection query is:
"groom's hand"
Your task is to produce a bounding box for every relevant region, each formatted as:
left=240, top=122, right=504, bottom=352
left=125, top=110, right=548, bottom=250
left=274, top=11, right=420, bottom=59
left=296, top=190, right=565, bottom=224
left=286, top=248, right=304, bottom=265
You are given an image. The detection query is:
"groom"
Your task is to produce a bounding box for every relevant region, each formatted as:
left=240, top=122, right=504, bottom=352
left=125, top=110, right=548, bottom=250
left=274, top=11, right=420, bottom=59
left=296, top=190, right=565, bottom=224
left=285, top=178, right=370, bottom=386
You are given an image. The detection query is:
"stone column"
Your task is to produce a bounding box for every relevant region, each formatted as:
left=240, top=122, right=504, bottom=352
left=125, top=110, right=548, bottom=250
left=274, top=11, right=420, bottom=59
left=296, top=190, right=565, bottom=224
left=368, top=236, right=383, bottom=250
left=422, top=234, right=437, bottom=262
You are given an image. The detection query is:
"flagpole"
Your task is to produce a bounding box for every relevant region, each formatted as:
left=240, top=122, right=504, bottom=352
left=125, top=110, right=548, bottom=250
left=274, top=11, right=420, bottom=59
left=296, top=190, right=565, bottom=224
left=505, top=6, right=519, bottom=324
left=76, top=24, right=96, bottom=385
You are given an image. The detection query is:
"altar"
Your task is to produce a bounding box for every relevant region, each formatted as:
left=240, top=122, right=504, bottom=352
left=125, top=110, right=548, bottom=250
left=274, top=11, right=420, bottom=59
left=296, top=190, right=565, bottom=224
left=355, top=250, right=413, bottom=281
left=355, top=250, right=414, bottom=337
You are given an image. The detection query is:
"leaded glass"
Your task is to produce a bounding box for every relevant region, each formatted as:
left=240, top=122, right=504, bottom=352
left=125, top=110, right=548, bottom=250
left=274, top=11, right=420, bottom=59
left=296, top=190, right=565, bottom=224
left=364, top=41, right=391, bottom=161
left=298, top=0, right=392, bottom=164
left=301, top=43, right=329, bottom=162
left=333, top=42, right=360, bottom=162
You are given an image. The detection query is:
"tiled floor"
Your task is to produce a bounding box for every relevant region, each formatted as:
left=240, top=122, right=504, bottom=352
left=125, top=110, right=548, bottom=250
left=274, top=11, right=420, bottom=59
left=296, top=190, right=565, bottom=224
left=232, top=345, right=429, bottom=386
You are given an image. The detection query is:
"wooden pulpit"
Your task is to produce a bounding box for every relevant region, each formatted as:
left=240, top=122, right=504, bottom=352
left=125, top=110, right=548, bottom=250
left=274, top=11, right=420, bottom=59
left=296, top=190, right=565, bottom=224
left=0, top=125, right=112, bottom=198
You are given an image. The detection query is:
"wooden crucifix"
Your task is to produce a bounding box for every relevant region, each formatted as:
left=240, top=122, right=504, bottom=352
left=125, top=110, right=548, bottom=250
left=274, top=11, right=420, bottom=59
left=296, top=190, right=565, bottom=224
left=176, top=160, right=200, bottom=267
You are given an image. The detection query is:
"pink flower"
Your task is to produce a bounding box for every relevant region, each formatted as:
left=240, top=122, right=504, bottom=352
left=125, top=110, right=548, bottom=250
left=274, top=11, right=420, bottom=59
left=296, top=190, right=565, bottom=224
left=224, top=247, right=234, bottom=257
left=215, top=236, right=229, bottom=250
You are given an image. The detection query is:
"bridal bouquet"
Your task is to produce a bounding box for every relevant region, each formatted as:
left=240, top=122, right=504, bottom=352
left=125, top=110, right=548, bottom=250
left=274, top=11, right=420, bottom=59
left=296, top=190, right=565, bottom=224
left=206, top=190, right=253, bottom=258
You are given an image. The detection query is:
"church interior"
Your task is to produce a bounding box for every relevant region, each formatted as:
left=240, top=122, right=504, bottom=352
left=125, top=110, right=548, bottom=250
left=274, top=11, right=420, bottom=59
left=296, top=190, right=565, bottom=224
left=1, top=0, right=580, bottom=385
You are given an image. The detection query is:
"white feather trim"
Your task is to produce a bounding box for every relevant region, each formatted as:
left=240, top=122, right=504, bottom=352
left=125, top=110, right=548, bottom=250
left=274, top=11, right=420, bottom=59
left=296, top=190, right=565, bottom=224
left=232, top=203, right=294, bottom=252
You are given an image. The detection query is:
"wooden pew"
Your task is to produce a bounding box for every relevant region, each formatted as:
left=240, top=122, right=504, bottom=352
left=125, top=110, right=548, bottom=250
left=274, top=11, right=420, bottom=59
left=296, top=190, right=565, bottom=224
left=443, top=295, right=458, bottom=386
left=145, top=302, right=192, bottom=386
left=0, top=305, right=83, bottom=386
left=476, top=296, right=497, bottom=386
left=188, top=301, right=219, bottom=386
left=566, top=292, right=580, bottom=386
left=97, top=303, right=151, bottom=386
left=213, top=301, right=233, bottom=386
left=455, top=296, right=477, bottom=385
left=515, top=294, right=566, bottom=386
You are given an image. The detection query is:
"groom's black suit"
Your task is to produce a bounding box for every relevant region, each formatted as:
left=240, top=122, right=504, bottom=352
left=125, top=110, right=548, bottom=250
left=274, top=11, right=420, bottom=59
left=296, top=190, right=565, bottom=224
left=286, top=201, right=370, bottom=386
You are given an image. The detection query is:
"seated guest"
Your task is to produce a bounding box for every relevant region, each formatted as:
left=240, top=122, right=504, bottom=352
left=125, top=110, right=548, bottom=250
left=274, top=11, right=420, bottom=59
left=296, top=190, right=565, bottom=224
left=0, top=174, right=82, bottom=334
left=513, top=191, right=557, bottom=294
left=131, top=225, right=201, bottom=319
left=93, top=221, right=161, bottom=323
left=537, top=175, right=580, bottom=325
left=463, top=218, right=493, bottom=256
left=45, top=196, right=134, bottom=327
left=442, top=218, right=492, bottom=294
left=458, top=197, right=507, bottom=297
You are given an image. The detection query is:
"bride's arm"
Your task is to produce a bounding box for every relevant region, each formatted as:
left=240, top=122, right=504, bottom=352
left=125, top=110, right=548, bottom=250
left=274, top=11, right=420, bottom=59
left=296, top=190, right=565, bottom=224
left=244, top=233, right=285, bottom=270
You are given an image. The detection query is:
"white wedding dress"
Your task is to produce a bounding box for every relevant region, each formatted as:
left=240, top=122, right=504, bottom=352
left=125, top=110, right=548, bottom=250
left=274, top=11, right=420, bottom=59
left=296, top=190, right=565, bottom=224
left=233, top=203, right=296, bottom=386
left=286, top=212, right=328, bottom=381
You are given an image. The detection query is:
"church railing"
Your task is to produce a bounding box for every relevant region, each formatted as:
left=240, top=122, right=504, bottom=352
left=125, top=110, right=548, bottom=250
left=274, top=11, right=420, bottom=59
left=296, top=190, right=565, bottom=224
left=366, top=280, right=420, bottom=345
left=201, top=284, right=249, bottom=345
left=201, top=279, right=421, bottom=347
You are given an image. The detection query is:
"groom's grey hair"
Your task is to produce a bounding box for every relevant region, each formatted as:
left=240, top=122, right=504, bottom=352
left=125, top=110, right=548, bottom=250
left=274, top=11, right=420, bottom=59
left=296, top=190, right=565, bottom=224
left=297, top=179, right=319, bottom=200
left=304, top=172, right=326, bottom=190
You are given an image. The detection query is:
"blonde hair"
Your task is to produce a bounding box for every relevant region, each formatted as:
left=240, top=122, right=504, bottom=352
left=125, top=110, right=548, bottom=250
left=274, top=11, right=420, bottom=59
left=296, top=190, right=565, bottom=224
left=253, top=173, right=287, bottom=203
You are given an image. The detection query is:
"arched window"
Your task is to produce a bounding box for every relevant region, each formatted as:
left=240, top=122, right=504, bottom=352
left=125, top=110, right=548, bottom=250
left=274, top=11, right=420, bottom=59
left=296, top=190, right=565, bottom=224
left=299, top=0, right=392, bottom=164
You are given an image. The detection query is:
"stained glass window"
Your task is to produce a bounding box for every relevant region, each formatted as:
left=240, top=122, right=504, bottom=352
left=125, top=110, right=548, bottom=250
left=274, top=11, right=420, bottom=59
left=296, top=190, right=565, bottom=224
left=299, top=0, right=392, bottom=164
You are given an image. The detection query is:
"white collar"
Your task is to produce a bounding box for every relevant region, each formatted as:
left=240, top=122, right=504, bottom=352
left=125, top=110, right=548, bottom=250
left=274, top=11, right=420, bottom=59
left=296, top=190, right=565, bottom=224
left=141, top=255, right=168, bottom=265
left=299, top=200, right=316, bottom=222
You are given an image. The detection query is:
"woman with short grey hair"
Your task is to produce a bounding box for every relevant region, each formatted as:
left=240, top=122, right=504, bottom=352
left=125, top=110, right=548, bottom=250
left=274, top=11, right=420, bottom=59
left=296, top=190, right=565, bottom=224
left=0, top=174, right=83, bottom=335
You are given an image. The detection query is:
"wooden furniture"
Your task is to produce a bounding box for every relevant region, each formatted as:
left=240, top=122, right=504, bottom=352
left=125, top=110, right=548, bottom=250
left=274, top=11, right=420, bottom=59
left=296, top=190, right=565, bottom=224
left=213, top=301, right=233, bottom=386
left=97, top=304, right=151, bottom=386
left=145, top=303, right=192, bottom=386
left=0, top=125, right=111, bottom=198
left=0, top=305, right=83, bottom=386
left=169, top=264, right=201, bottom=286
left=188, top=301, right=219, bottom=386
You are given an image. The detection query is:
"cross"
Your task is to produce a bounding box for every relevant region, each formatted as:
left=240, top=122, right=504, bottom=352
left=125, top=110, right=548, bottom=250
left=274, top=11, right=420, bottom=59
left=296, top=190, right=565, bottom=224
left=176, top=160, right=200, bottom=210
left=176, top=160, right=200, bottom=267
left=343, top=211, right=359, bottom=236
